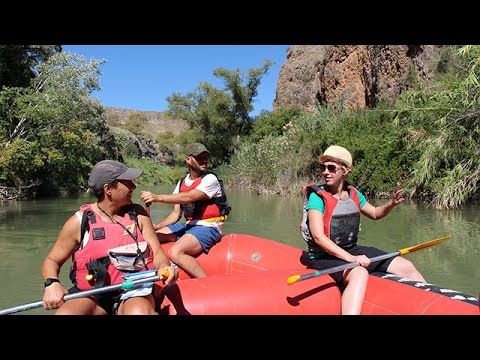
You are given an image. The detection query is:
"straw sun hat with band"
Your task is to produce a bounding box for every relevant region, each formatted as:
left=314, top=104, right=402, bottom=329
left=318, top=145, right=353, bottom=169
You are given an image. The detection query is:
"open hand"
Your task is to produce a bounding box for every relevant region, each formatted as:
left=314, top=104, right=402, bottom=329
left=391, top=183, right=405, bottom=206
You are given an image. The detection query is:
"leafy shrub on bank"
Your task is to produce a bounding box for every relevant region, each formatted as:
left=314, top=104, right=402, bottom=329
left=250, top=106, right=303, bottom=142
left=124, top=157, right=177, bottom=185
left=225, top=111, right=323, bottom=195
left=226, top=105, right=421, bottom=198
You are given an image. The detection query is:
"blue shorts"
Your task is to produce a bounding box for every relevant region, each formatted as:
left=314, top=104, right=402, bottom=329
left=167, top=223, right=221, bottom=254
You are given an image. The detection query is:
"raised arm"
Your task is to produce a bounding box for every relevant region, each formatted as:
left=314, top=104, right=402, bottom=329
left=361, top=183, right=405, bottom=220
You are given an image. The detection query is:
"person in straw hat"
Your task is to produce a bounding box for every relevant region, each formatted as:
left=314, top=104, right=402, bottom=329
left=300, top=145, right=425, bottom=315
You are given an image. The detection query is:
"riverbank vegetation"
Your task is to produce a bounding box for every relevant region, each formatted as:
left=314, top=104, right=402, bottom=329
left=1, top=45, right=479, bottom=209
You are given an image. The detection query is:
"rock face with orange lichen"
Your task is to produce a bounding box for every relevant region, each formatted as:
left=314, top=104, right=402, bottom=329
left=274, top=45, right=442, bottom=112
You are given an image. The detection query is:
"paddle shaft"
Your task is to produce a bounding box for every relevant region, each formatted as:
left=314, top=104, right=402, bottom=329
left=289, top=235, right=452, bottom=284
left=0, top=275, right=160, bottom=316
left=297, top=251, right=401, bottom=282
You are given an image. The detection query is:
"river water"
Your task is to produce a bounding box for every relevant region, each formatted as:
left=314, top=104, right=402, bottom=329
left=0, top=185, right=478, bottom=315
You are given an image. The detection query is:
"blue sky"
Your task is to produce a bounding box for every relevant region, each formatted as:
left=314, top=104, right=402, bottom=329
left=63, top=45, right=291, bottom=117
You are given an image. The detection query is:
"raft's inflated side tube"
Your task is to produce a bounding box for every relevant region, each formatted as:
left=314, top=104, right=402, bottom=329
left=159, top=268, right=342, bottom=315
left=159, top=234, right=479, bottom=315
left=162, top=233, right=306, bottom=280
left=362, top=274, right=479, bottom=315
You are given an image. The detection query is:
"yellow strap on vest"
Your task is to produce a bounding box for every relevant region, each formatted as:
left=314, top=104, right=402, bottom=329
left=201, top=215, right=228, bottom=222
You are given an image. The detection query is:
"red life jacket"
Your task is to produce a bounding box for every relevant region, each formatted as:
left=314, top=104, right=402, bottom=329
left=179, top=171, right=231, bottom=221
left=69, top=204, right=153, bottom=290
left=300, top=183, right=361, bottom=253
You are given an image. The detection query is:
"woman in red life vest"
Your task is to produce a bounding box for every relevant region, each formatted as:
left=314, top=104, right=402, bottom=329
left=41, top=160, right=177, bottom=315
left=300, top=145, right=425, bottom=315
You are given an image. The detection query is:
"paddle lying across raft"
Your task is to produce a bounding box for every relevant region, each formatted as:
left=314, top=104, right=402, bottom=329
left=286, top=235, right=452, bottom=285
left=0, top=270, right=170, bottom=316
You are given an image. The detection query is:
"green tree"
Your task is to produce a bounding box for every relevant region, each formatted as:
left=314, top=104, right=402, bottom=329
left=0, top=45, right=61, bottom=89
left=156, top=131, right=175, bottom=148
left=250, top=106, right=304, bottom=142
left=0, top=51, right=118, bottom=195
left=166, top=60, right=272, bottom=166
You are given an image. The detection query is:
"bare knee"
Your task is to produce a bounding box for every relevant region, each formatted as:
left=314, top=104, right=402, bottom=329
left=168, top=244, right=192, bottom=264
left=344, top=266, right=369, bottom=285
left=117, top=296, right=157, bottom=315
left=341, top=267, right=369, bottom=315
left=120, top=305, right=156, bottom=315
left=168, top=245, right=181, bottom=263
left=388, top=258, right=425, bottom=282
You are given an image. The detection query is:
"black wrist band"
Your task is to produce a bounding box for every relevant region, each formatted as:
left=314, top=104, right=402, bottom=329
left=44, top=278, right=60, bottom=287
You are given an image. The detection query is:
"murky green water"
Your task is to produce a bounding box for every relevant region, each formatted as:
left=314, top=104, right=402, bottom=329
left=0, top=185, right=478, bottom=314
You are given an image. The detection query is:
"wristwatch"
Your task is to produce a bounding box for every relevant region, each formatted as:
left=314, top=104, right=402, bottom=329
left=44, top=278, right=60, bottom=287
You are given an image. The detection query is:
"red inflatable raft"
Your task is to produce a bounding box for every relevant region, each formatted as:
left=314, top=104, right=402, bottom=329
left=157, top=233, right=479, bottom=315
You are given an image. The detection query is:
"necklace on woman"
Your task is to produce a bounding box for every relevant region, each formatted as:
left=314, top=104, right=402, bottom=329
left=96, top=202, right=139, bottom=242
left=96, top=202, right=118, bottom=224
left=96, top=202, right=144, bottom=265
left=334, top=191, right=345, bottom=200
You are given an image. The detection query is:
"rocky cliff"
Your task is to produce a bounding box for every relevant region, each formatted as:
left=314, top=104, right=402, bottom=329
left=105, top=107, right=188, bottom=136
left=274, top=45, right=442, bottom=112
left=105, top=107, right=188, bottom=164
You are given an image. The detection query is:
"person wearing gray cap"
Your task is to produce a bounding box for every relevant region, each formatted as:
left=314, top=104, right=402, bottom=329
left=140, top=143, right=231, bottom=278
left=300, top=145, right=426, bottom=315
left=40, top=160, right=177, bottom=315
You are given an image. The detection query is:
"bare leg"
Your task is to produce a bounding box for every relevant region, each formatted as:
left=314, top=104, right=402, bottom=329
left=55, top=297, right=107, bottom=315
left=116, top=294, right=157, bottom=315
left=386, top=257, right=426, bottom=282
left=341, top=266, right=369, bottom=315
left=168, top=234, right=207, bottom=278
left=155, top=228, right=177, bottom=244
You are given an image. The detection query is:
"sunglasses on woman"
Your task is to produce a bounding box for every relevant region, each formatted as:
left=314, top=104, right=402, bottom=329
left=319, top=163, right=342, bottom=173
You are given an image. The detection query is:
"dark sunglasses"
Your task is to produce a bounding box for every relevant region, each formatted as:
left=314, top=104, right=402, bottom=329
left=319, top=163, right=342, bottom=173
left=116, top=179, right=136, bottom=187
